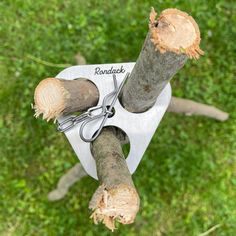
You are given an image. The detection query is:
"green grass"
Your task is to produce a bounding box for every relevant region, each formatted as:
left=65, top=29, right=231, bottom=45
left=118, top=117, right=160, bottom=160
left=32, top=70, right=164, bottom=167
left=0, top=0, right=236, bottom=235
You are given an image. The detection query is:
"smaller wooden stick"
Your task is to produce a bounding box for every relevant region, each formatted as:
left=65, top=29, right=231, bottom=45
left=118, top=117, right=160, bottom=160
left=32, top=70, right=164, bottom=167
left=34, top=79, right=229, bottom=122
left=121, top=8, right=204, bottom=113
left=168, top=97, right=229, bottom=121
left=89, top=128, right=139, bottom=231
left=34, top=78, right=99, bottom=121
left=48, top=163, right=87, bottom=201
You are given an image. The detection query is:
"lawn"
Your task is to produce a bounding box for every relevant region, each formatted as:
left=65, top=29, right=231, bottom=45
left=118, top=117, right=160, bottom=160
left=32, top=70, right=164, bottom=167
left=0, top=0, right=236, bottom=235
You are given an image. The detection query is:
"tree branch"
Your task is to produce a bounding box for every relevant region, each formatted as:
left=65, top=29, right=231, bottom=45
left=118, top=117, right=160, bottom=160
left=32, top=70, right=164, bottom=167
left=48, top=163, right=87, bottom=201
left=34, top=77, right=229, bottom=123
left=34, top=78, right=99, bottom=121
left=121, top=8, right=203, bottom=112
left=89, top=128, right=139, bottom=230
left=168, top=97, right=229, bottom=121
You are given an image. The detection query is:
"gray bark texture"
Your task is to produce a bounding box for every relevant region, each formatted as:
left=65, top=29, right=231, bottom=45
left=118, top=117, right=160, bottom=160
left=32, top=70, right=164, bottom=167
left=62, top=79, right=99, bottom=113
left=121, top=33, right=187, bottom=112
left=34, top=78, right=99, bottom=121
left=89, top=128, right=139, bottom=230
left=91, top=128, right=134, bottom=188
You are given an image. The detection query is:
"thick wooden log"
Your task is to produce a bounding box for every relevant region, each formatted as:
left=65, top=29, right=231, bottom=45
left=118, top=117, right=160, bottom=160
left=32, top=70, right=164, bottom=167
left=34, top=78, right=99, bottom=121
left=121, top=8, right=203, bottom=112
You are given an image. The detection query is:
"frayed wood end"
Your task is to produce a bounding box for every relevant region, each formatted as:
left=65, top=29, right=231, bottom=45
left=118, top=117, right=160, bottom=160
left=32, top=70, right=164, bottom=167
left=33, top=78, right=69, bottom=121
left=89, top=185, right=140, bottom=231
left=149, top=7, right=204, bottom=59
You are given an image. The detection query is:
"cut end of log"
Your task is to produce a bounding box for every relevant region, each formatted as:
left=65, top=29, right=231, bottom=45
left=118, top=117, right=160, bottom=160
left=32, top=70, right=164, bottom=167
left=34, top=78, right=68, bottom=121
left=149, top=7, right=204, bottom=59
left=89, top=184, right=140, bottom=231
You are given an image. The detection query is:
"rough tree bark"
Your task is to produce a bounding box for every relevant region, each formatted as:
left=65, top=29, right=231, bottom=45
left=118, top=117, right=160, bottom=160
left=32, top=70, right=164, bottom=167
left=33, top=8, right=228, bottom=230
left=121, top=8, right=203, bottom=112
left=89, top=128, right=139, bottom=229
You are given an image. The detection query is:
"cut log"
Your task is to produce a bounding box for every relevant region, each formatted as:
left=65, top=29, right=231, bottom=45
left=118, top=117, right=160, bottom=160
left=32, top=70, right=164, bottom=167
left=89, top=128, right=139, bottom=231
left=48, top=163, right=87, bottom=201
left=121, top=8, right=203, bottom=112
left=34, top=78, right=99, bottom=121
